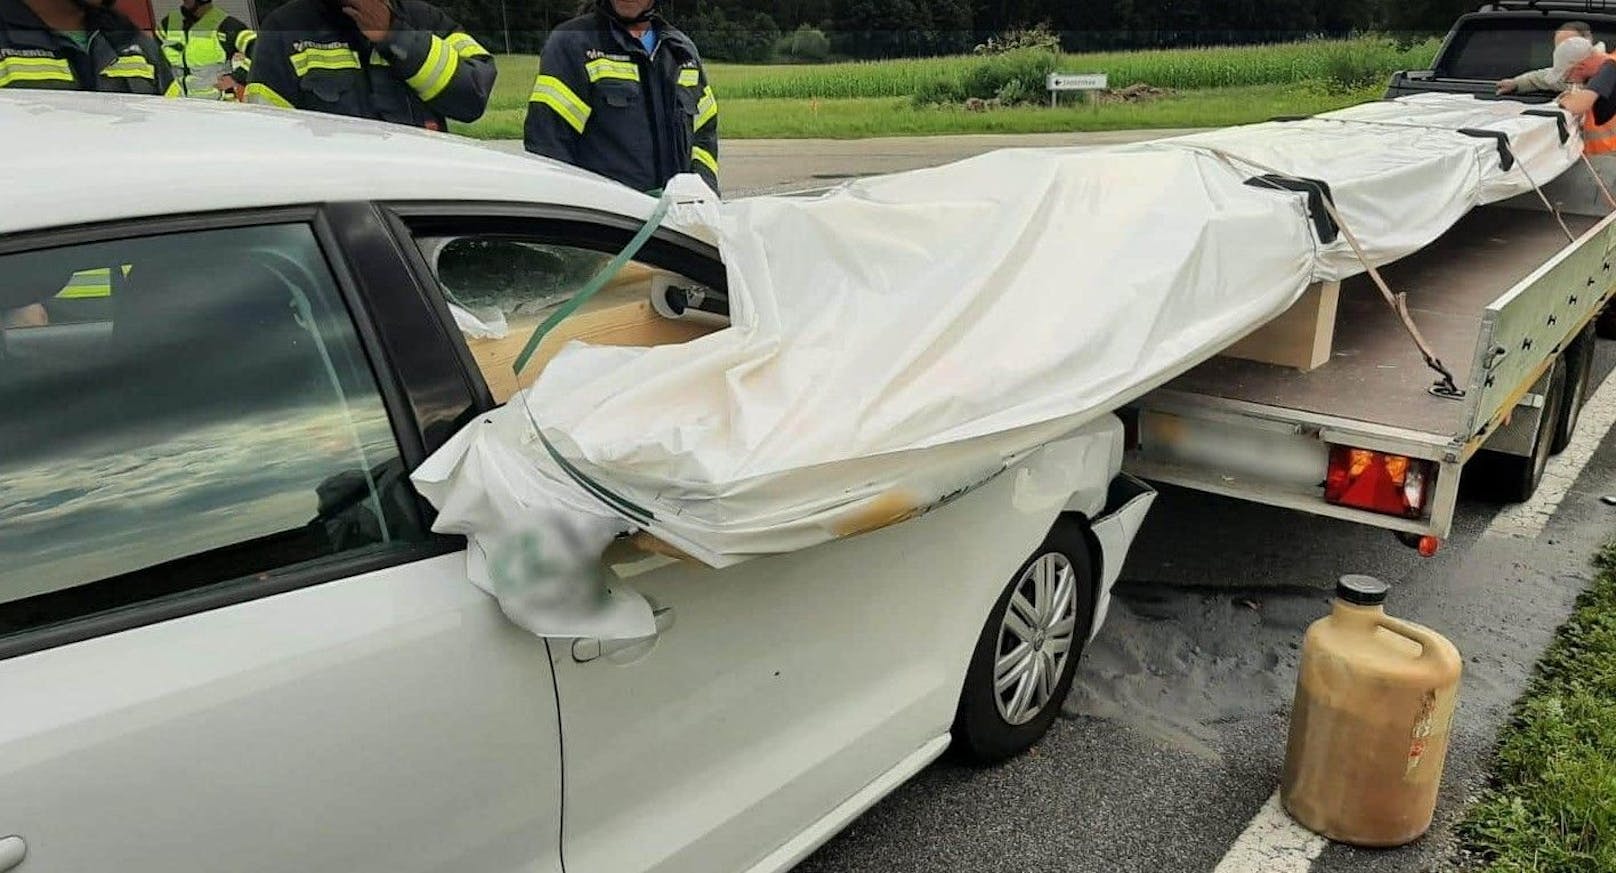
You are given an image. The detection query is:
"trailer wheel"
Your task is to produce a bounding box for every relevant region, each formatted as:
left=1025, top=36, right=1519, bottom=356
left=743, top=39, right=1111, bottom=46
left=951, top=516, right=1095, bottom=764
left=1478, top=356, right=1567, bottom=504
left=1551, top=326, right=1597, bottom=456
left=1597, top=302, right=1616, bottom=341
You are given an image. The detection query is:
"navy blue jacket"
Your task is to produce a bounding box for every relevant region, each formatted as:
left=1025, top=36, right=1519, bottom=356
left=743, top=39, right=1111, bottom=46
left=525, top=11, right=719, bottom=194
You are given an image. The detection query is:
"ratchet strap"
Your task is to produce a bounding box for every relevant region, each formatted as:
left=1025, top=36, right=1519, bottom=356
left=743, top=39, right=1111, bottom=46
left=512, top=194, right=676, bottom=376
left=1211, top=146, right=1466, bottom=398
left=1583, top=153, right=1616, bottom=211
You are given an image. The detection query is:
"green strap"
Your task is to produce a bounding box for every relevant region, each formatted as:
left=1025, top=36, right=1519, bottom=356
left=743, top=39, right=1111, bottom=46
left=511, top=194, right=675, bottom=378
left=511, top=193, right=677, bottom=525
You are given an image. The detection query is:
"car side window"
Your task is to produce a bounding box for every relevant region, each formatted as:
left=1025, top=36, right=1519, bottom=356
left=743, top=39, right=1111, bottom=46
left=0, top=223, right=427, bottom=641
left=418, top=233, right=726, bottom=404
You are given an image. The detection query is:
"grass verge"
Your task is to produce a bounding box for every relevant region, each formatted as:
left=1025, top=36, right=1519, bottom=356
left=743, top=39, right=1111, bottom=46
left=1457, top=545, right=1616, bottom=872
left=456, top=82, right=1382, bottom=141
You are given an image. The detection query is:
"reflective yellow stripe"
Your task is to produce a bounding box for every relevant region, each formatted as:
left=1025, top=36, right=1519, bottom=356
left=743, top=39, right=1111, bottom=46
left=370, top=48, right=390, bottom=67
left=289, top=46, right=360, bottom=75
left=0, top=56, right=75, bottom=88
left=243, top=81, right=293, bottom=108
left=678, top=68, right=700, bottom=87
left=692, top=145, right=718, bottom=176
left=104, top=55, right=156, bottom=79
left=163, top=79, right=181, bottom=98
left=444, top=31, right=489, bottom=59
left=235, top=29, right=257, bottom=53
left=404, top=34, right=458, bottom=100
left=586, top=57, right=639, bottom=83
left=57, top=267, right=118, bottom=300
left=695, top=85, right=718, bottom=130
left=530, top=74, right=591, bottom=133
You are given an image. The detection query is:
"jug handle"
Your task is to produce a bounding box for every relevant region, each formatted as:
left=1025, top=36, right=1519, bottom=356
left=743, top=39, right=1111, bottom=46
left=1377, top=615, right=1463, bottom=674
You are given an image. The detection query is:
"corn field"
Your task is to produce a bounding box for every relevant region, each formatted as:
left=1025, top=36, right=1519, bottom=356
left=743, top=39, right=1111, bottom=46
left=704, top=37, right=1441, bottom=100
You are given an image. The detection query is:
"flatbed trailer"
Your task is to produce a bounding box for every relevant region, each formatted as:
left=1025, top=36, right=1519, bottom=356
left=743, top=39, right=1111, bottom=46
left=1125, top=200, right=1616, bottom=540
left=1126, top=1, right=1616, bottom=545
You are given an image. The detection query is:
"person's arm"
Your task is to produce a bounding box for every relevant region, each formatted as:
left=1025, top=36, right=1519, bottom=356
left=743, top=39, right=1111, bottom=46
left=242, top=27, right=298, bottom=109
left=689, top=62, right=719, bottom=194
left=1588, top=61, right=1616, bottom=124
left=525, top=29, right=592, bottom=164
left=217, top=14, right=256, bottom=86
left=1504, top=67, right=1559, bottom=93
left=3, top=304, right=48, bottom=328
left=371, top=2, right=496, bottom=123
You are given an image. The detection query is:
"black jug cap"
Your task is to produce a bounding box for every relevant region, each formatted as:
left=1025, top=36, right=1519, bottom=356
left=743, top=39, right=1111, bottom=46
left=1337, top=575, right=1389, bottom=606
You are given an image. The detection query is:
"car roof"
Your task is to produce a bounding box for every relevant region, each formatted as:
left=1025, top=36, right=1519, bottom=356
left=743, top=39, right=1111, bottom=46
left=0, top=91, right=659, bottom=237
left=1465, top=3, right=1616, bottom=22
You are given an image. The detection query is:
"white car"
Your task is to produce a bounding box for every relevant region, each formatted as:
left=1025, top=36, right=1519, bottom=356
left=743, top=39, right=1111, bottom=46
left=0, top=92, right=1152, bottom=873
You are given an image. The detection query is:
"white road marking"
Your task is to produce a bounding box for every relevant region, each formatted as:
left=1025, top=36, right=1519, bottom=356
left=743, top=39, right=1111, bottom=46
left=1487, top=366, right=1616, bottom=539
left=1212, top=790, right=1326, bottom=873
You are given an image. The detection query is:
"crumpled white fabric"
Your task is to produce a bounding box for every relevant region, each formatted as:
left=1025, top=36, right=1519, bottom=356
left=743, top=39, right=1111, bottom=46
left=1145, top=94, right=1581, bottom=279
left=413, top=93, right=1580, bottom=639
left=411, top=397, right=653, bottom=640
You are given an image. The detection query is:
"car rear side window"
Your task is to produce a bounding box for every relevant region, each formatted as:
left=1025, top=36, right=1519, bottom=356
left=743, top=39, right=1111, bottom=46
left=413, top=232, right=725, bottom=405
left=1441, top=18, right=1616, bottom=80
left=0, top=223, right=427, bottom=641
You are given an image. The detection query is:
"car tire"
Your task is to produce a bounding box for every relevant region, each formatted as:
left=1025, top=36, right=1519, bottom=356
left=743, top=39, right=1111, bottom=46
left=1476, top=355, right=1566, bottom=504
left=951, top=516, right=1096, bottom=765
left=1551, top=326, right=1596, bottom=456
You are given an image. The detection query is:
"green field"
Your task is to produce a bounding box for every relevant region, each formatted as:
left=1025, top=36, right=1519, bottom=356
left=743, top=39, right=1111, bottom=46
left=457, top=37, right=1438, bottom=140
left=1458, top=546, right=1616, bottom=872
left=464, top=83, right=1383, bottom=140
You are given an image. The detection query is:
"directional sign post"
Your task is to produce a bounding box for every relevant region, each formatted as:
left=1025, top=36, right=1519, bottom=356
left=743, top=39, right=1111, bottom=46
left=1047, top=72, right=1108, bottom=108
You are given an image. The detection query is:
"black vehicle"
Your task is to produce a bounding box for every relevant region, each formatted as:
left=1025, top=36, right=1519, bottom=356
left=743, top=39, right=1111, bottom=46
left=1387, top=1, right=1616, bottom=100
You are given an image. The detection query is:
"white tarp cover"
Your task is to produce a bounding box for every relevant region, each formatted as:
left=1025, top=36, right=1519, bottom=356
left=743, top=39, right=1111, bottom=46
left=413, top=94, right=1580, bottom=638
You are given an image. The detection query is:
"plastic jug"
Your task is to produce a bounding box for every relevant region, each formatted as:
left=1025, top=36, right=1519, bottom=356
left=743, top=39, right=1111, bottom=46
left=1280, top=575, right=1463, bottom=847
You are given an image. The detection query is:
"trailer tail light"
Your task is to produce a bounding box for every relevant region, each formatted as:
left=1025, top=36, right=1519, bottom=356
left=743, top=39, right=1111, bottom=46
left=1324, top=447, right=1433, bottom=518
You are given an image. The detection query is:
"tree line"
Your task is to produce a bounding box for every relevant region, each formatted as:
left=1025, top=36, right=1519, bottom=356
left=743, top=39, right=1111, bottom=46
left=257, top=0, right=1487, bottom=59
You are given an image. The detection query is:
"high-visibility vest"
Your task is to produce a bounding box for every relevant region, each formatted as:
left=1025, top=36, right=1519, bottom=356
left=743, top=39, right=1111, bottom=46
left=157, top=6, right=240, bottom=100
left=1581, top=54, right=1616, bottom=155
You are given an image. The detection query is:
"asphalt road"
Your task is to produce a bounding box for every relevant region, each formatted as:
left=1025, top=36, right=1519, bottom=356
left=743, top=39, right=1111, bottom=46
left=487, top=129, right=1205, bottom=196
left=791, top=344, right=1616, bottom=873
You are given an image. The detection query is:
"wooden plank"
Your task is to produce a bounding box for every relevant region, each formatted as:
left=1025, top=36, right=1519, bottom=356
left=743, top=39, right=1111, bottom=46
left=465, top=270, right=719, bottom=404
left=1164, top=207, right=1598, bottom=437
left=1220, top=282, right=1340, bottom=371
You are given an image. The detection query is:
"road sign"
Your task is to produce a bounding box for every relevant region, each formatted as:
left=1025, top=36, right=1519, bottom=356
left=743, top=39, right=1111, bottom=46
left=1047, top=72, right=1108, bottom=107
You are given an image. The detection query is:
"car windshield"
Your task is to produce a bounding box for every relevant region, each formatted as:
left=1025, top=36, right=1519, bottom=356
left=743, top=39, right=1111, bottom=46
left=1440, top=16, right=1616, bottom=80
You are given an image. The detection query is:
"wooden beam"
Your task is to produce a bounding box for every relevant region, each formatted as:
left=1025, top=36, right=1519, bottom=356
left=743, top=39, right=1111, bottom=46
left=1220, top=281, right=1340, bottom=372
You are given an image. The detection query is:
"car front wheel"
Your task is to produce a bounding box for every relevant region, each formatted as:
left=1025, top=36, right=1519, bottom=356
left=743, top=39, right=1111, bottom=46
left=952, top=517, right=1096, bottom=764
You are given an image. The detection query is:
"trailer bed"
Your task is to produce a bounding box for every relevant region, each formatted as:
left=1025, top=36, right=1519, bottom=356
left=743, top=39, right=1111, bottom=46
left=1162, top=206, right=1598, bottom=437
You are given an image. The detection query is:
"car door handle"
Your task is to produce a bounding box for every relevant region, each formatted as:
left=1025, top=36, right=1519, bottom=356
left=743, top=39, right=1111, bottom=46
left=572, top=606, right=675, bottom=665
left=0, top=835, right=26, bottom=872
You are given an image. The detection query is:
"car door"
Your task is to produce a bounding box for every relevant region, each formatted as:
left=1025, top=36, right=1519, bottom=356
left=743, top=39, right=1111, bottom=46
left=393, top=206, right=1076, bottom=873
left=0, top=212, right=563, bottom=873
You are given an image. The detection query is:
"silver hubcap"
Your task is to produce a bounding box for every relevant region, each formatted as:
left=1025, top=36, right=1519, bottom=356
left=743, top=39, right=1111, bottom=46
left=993, top=552, right=1079, bottom=726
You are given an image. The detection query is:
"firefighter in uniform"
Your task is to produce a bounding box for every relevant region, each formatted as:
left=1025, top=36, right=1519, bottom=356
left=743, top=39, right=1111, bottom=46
left=0, top=0, right=177, bottom=97
left=0, top=0, right=173, bottom=327
left=245, top=0, right=495, bottom=130
left=156, top=0, right=255, bottom=100
left=525, top=0, right=720, bottom=195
